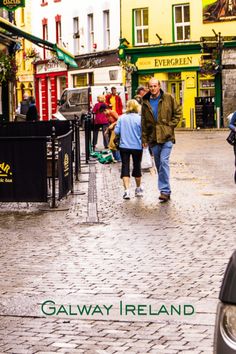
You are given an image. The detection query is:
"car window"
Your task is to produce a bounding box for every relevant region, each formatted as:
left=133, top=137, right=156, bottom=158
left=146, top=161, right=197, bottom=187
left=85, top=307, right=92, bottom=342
left=60, top=91, right=67, bottom=104
left=80, top=90, right=88, bottom=103
left=68, top=92, right=80, bottom=105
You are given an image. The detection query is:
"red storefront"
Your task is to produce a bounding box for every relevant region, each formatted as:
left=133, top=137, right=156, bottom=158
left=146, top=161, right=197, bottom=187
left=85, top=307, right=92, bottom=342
left=34, top=60, right=68, bottom=120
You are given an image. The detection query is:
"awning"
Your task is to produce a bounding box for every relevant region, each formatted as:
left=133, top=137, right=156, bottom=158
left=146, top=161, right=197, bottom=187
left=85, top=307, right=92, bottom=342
left=0, top=16, right=78, bottom=68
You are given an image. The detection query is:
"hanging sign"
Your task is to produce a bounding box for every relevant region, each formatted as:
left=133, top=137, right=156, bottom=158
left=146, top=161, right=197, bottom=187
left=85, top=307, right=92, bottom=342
left=0, top=0, right=25, bottom=11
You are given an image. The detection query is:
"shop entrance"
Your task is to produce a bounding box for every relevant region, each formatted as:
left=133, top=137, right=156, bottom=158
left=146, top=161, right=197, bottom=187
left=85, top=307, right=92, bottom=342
left=168, top=81, right=183, bottom=105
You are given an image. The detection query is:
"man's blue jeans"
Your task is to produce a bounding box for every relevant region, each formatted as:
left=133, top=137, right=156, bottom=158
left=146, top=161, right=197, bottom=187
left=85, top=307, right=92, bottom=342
left=151, top=141, right=173, bottom=195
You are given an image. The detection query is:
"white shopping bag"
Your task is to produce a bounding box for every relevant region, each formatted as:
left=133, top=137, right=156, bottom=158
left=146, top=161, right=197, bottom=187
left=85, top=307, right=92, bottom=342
left=141, top=147, right=153, bottom=170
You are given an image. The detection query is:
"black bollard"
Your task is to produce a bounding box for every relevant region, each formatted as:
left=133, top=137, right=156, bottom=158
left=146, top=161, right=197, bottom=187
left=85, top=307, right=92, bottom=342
left=51, top=126, right=57, bottom=208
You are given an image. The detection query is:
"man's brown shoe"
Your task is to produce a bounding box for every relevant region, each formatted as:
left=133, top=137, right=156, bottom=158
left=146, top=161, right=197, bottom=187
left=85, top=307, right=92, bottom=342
left=159, top=193, right=170, bottom=202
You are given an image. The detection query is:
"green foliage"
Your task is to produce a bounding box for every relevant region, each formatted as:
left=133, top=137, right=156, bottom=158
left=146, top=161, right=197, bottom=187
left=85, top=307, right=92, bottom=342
left=0, top=52, right=17, bottom=83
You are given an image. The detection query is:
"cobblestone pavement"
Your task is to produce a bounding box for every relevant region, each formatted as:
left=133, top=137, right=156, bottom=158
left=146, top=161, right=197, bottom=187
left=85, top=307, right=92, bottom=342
left=0, top=131, right=235, bottom=354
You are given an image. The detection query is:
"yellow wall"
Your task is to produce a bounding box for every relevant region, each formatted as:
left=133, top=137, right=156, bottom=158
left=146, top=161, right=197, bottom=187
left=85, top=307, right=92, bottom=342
left=15, top=2, right=34, bottom=104
left=121, top=0, right=236, bottom=44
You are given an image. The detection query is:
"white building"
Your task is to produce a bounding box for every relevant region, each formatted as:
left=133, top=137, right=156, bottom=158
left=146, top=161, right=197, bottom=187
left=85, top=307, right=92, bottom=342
left=30, top=0, right=123, bottom=119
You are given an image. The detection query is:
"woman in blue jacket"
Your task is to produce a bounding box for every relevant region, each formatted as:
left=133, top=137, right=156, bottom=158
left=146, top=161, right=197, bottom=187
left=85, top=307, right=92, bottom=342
left=114, top=99, right=143, bottom=199
left=229, top=111, right=236, bottom=182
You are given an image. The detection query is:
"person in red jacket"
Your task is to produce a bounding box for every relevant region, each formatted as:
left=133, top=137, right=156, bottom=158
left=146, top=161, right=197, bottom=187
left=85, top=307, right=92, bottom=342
left=92, top=96, right=109, bottom=149
left=105, top=87, right=123, bottom=116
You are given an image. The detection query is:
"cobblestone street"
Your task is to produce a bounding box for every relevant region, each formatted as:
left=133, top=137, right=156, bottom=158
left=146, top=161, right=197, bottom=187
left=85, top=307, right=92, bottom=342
left=0, top=130, right=235, bottom=354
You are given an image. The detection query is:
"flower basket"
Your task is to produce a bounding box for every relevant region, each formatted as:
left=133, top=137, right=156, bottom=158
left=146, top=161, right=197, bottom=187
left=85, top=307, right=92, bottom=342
left=0, top=52, right=17, bottom=83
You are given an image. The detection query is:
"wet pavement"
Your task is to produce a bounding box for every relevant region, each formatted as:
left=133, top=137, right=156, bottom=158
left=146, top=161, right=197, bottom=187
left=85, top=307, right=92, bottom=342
left=0, top=130, right=235, bottom=354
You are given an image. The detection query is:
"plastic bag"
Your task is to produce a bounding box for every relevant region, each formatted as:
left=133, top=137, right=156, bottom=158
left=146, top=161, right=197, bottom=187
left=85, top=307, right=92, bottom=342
left=141, top=147, right=153, bottom=169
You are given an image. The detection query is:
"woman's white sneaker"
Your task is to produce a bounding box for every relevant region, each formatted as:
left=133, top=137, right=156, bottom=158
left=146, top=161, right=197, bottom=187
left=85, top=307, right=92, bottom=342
left=135, top=186, right=143, bottom=197
left=123, top=190, right=130, bottom=199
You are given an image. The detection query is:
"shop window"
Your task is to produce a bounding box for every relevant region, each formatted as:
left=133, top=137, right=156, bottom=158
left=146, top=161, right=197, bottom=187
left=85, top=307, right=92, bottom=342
left=138, top=74, right=153, bottom=87
left=73, top=74, right=87, bottom=87
left=133, top=8, right=148, bottom=46
left=173, top=4, right=190, bottom=42
left=199, top=74, right=215, bottom=97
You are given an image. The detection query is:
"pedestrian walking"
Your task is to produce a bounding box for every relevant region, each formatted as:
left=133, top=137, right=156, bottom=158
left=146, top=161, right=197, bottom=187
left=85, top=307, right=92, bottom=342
left=141, top=77, right=181, bottom=202
left=92, top=96, right=109, bottom=149
left=134, top=85, right=147, bottom=105
left=228, top=111, right=236, bottom=182
left=105, top=87, right=123, bottom=116
left=26, top=96, right=39, bottom=122
left=114, top=99, right=143, bottom=200
left=16, top=93, right=30, bottom=116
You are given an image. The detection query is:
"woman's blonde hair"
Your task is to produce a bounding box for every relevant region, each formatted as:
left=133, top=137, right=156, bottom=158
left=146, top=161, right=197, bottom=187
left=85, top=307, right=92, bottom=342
left=98, top=95, right=105, bottom=102
left=125, top=99, right=141, bottom=114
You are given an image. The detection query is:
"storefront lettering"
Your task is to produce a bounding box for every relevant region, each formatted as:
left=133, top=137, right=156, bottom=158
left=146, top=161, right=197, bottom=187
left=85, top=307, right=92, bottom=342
left=3, top=0, right=21, bottom=4
left=155, top=56, right=193, bottom=68
left=0, top=0, right=25, bottom=10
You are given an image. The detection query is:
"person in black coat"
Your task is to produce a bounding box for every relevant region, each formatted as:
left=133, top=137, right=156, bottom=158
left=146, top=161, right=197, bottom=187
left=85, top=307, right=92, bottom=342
left=26, top=96, right=39, bottom=121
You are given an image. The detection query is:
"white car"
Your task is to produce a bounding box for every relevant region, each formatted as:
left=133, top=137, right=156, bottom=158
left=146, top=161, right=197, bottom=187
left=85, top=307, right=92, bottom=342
left=214, top=251, right=236, bottom=353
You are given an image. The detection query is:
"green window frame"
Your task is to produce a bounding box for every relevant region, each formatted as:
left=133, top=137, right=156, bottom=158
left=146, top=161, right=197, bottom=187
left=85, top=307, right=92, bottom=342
left=173, top=4, right=190, bottom=42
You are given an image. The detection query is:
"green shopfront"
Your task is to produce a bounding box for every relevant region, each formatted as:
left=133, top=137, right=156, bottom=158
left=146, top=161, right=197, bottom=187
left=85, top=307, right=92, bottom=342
left=119, top=42, right=222, bottom=128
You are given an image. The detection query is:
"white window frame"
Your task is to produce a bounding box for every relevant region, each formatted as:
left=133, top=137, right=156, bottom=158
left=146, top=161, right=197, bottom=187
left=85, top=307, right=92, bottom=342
left=103, top=10, right=110, bottom=50
left=134, top=8, right=148, bottom=46
left=173, top=4, right=190, bottom=42
left=88, top=13, right=94, bottom=52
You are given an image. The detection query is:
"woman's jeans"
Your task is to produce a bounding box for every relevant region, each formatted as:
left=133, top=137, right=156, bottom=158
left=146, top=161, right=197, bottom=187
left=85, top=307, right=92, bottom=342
left=151, top=141, right=173, bottom=195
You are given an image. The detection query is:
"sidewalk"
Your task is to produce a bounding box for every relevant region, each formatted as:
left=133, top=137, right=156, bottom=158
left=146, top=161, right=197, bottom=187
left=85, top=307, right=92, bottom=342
left=0, top=130, right=235, bottom=354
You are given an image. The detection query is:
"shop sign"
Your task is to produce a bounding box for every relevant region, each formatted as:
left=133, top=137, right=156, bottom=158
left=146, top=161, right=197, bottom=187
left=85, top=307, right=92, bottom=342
left=0, top=0, right=25, bottom=11
left=136, top=54, right=202, bottom=70
left=36, top=61, right=67, bottom=74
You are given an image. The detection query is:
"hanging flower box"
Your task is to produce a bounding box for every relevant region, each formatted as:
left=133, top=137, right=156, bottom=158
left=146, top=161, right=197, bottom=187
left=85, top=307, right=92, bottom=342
left=0, top=52, right=17, bottom=83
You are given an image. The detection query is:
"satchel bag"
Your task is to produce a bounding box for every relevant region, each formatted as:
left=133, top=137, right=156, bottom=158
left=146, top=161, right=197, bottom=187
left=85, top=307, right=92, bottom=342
left=113, top=134, right=120, bottom=150
left=226, top=130, right=236, bottom=146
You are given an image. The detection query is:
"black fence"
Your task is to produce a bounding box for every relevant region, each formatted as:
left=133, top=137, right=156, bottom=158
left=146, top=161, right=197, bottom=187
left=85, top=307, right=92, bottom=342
left=0, top=120, right=81, bottom=207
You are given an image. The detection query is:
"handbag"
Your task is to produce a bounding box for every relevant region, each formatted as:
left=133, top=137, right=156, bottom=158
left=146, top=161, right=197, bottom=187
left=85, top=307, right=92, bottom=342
left=141, top=147, right=153, bottom=169
left=226, top=130, right=236, bottom=145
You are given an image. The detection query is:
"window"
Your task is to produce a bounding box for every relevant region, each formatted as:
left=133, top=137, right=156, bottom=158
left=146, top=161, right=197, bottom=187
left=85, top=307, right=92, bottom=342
left=73, top=73, right=87, bottom=87
left=88, top=14, right=94, bottom=51
left=173, top=4, right=190, bottom=42
left=42, top=18, right=48, bottom=59
left=55, top=15, right=62, bottom=45
left=103, top=10, right=110, bottom=49
left=134, top=8, right=148, bottom=45
left=73, top=17, right=80, bottom=54
left=41, top=0, right=48, bottom=6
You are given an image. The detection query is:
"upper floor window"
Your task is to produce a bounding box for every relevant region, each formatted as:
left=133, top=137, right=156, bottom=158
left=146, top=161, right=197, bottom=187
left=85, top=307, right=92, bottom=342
left=55, top=15, right=62, bottom=45
left=42, top=18, right=48, bottom=59
left=173, top=4, right=190, bottom=42
left=134, top=8, right=148, bottom=45
left=73, top=17, right=80, bottom=54
left=103, top=10, right=110, bottom=49
left=88, top=13, right=94, bottom=51
left=41, top=0, right=48, bottom=6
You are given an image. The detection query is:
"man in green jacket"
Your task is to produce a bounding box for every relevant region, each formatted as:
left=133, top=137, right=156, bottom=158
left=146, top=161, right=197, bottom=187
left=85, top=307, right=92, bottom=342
left=141, top=78, right=181, bottom=202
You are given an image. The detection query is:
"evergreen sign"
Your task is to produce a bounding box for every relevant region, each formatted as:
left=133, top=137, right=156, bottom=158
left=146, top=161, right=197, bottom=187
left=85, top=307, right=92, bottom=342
left=0, top=0, right=25, bottom=11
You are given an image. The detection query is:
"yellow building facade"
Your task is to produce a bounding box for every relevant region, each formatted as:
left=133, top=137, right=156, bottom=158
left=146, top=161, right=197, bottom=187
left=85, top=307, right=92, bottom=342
left=15, top=2, right=35, bottom=106
left=120, top=0, right=236, bottom=128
